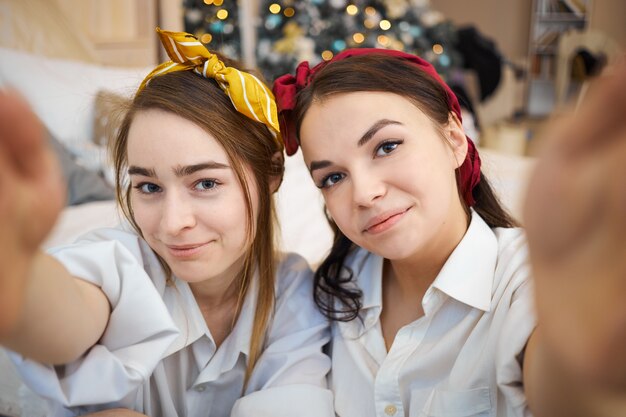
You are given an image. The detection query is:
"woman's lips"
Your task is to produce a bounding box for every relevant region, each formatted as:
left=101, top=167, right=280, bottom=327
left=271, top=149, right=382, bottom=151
left=166, top=242, right=210, bottom=258
left=364, top=207, right=411, bottom=234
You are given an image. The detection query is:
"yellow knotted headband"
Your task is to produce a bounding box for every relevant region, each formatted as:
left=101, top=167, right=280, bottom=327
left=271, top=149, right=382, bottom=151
left=139, top=28, right=282, bottom=146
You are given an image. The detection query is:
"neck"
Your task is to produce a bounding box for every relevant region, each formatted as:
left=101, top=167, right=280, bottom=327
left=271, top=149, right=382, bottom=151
left=188, top=256, right=246, bottom=311
left=386, top=256, right=442, bottom=297
left=188, top=256, right=249, bottom=348
left=388, top=207, right=470, bottom=296
left=379, top=206, right=469, bottom=350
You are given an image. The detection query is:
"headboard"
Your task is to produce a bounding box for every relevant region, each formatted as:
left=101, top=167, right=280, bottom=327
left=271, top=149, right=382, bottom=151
left=0, top=0, right=96, bottom=61
left=0, top=0, right=158, bottom=67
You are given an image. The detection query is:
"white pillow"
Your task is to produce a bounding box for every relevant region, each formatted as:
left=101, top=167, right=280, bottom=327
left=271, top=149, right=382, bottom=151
left=276, top=150, right=333, bottom=266
left=0, top=47, right=149, bottom=153
left=478, top=148, right=535, bottom=223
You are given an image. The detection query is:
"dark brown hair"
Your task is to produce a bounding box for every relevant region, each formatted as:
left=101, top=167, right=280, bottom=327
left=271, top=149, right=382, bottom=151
left=293, top=53, right=517, bottom=322
left=111, top=58, right=284, bottom=385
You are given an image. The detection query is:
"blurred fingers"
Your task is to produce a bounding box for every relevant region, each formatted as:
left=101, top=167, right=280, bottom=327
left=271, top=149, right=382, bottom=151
left=601, top=123, right=626, bottom=248
left=0, top=89, right=47, bottom=179
left=560, top=61, right=626, bottom=156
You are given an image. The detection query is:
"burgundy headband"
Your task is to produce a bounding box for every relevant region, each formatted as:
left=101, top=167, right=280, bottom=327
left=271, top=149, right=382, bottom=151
left=273, top=48, right=481, bottom=206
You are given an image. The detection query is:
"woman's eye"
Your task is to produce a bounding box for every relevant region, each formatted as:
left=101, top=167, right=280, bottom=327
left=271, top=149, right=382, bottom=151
left=195, top=179, right=217, bottom=191
left=320, top=172, right=345, bottom=189
left=135, top=183, right=161, bottom=194
left=375, top=140, right=402, bottom=156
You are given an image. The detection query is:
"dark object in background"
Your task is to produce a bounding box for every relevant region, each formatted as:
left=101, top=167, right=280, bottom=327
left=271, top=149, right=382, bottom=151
left=455, top=26, right=502, bottom=102
left=450, top=83, right=481, bottom=131
left=571, top=48, right=608, bottom=81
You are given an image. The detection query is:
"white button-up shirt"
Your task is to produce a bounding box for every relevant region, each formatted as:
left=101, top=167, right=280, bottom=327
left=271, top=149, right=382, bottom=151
left=329, top=212, right=536, bottom=417
left=8, top=227, right=333, bottom=417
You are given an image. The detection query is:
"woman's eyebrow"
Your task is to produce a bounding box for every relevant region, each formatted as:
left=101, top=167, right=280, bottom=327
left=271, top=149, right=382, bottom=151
left=357, top=119, right=403, bottom=147
left=128, top=162, right=230, bottom=178
left=174, top=161, right=230, bottom=177
left=128, top=166, right=156, bottom=177
left=309, top=159, right=332, bottom=174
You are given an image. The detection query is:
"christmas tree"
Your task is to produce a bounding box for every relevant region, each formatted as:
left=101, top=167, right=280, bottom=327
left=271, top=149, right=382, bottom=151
left=255, top=0, right=464, bottom=83
left=183, top=0, right=242, bottom=60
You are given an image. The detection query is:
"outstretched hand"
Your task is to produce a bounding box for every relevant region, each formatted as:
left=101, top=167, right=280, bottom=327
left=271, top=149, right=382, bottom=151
left=0, top=90, right=66, bottom=336
left=524, top=62, right=626, bottom=391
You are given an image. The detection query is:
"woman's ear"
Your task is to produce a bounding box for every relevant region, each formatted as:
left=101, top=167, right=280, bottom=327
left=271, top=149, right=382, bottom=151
left=446, top=112, right=468, bottom=169
left=269, top=151, right=284, bottom=194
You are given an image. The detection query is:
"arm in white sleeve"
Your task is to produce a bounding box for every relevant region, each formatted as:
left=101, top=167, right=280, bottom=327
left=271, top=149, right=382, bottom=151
left=7, top=229, right=179, bottom=409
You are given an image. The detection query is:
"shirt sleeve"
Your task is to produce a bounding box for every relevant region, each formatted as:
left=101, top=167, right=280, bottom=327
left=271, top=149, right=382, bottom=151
left=495, top=234, right=537, bottom=417
left=231, top=253, right=334, bottom=417
left=7, top=228, right=179, bottom=409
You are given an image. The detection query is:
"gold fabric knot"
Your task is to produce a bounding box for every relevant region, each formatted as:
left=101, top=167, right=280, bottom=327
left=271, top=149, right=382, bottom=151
left=139, top=28, right=282, bottom=146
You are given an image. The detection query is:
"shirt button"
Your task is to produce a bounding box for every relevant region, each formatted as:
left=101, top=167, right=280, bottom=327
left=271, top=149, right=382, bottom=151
left=195, top=385, right=206, bottom=392
left=384, top=404, right=397, bottom=415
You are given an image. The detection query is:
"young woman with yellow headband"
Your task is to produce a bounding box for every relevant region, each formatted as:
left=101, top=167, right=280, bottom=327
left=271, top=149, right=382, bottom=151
left=0, top=29, right=333, bottom=417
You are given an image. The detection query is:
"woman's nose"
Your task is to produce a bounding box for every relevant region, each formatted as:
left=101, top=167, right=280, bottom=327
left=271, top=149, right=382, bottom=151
left=160, top=192, right=196, bottom=235
left=352, top=168, right=386, bottom=208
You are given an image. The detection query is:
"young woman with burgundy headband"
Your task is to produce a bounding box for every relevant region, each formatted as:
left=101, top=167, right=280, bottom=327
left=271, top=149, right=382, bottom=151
left=273, top=49, right=626, bottom=417
left=0, top=29, right=334, bottom=417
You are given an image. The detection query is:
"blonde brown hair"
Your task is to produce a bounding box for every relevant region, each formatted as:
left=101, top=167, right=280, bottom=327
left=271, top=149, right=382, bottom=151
left=111, top=61, right=284, bottom=386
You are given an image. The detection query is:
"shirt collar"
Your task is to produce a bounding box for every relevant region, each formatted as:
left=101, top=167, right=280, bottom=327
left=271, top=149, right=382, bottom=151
left=431, top=210, right=497, bottom=312
left=192, top=275, right=258, bottom=385
left=223, top=274, right=257, bottom=360
left=160, top=270, right=257, bottom=363
left=336, top=248, right=383, bottom=338
left=190, top=275, right=258, bottom=386
left=355, top=249, right=385, bottom=312
left=340, top=210, right=497, bottom=338
left=160, top=279, right=207, bottom=358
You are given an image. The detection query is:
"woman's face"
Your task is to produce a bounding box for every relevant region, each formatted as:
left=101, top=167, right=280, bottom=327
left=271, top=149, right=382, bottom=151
left=127, top=109, right=258, bottom=285
left=299, top=91, right=468, bottom=263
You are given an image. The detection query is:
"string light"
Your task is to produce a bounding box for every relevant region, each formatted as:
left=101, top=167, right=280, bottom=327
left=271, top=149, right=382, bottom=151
left=364, top=19, right=376, bottom=29
left=377, top=35, right=390, bottom=46
left=213, top=0, right=223, bottom=5
left=203, top=0, right=214, bottom=4
left=365, top=6, right=376, bottom=16
left=216, top=9, right=228, bottom=19
left=346, top=4, right=358, bottom=15
left=379, top=20, right=391, bottom=30
left=332, top=39, right=347, bottom=52
left=223, top=23, right=234, bottom=34
left=352, top=32, right=365, bottom=44
left=321, top=50, right=334, bottom=60
left=284, top=7, right=295, bottom=17
left=201, top=33, right=213, bottom=44
left=269, top=3, right=281, bottom=14
left=432, top=44, right=444, bottom=54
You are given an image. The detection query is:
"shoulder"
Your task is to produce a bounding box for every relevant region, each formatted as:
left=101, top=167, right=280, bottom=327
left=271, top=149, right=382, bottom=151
left=491, top=226, right=533, bottom=304
left=46, top=226, right=164, bottom=290
left=343, top=245, right=375, bottom=271
left=74, top=226, right=147, bottom=258
left=276, top=251, right=312, bottom=275
left=49, top=226, right=155, bottom=265
left=493, top=226, right=528, bottom=260
left=492, top=227, right=529, bottom=277
left=274, top=252, right=314, bottom=298
left=268, top=253, right=329, bottom=335
left=342, top=246, right=381, bottom=292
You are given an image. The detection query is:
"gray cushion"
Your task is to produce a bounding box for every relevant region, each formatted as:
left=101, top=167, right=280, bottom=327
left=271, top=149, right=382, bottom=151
left=47, top=130, right=115, bottom=206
